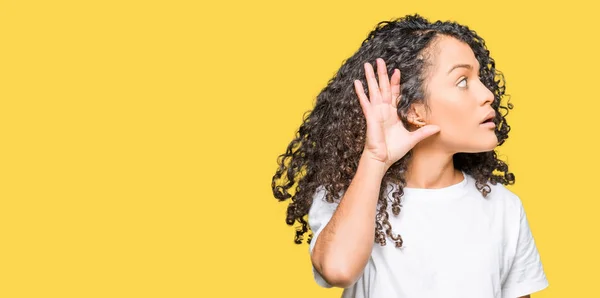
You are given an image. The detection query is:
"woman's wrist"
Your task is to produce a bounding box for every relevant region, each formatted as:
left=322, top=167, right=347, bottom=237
left=359, top=151, right=390, bottom=178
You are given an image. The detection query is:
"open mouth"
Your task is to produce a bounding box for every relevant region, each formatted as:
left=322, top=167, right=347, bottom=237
left=480, top=118, right=496, bottom=128
left=480, top=111, right=496, bottom=126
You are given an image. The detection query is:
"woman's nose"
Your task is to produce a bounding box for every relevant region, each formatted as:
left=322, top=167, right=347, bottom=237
left=479, top=85, right=494, bottom=106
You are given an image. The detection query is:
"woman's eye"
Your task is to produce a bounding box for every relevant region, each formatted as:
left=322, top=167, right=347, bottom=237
left=457, top=77, right=467, bottom=88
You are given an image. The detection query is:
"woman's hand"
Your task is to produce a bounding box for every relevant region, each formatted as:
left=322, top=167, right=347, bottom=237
left=354, top=58, right=440, bottom=170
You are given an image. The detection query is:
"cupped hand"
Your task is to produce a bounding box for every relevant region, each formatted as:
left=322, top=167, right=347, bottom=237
left=354, top=58, right=440, bottom=169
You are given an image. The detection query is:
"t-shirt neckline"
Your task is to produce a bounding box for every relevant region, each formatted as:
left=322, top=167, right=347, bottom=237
left=401, top=171, right=469, bottom=200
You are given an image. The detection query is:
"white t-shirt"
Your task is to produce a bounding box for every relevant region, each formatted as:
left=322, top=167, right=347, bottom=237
left=308, top=171, right=549, bottom=298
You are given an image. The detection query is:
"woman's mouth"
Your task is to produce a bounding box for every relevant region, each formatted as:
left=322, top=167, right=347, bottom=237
left=480, top=119, right=496, bottom=128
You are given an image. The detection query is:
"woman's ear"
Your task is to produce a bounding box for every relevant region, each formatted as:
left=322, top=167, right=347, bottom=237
left=406, top=103, right=427, bottom=128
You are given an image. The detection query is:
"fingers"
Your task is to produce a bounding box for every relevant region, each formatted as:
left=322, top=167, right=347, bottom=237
left=363, top=62, right=381, bottom=105
left=390, top=68, right=401, bottom=107
left=410, top=125, right=441, bottom=145
left=354, top=80, right=370, bottom=116
left=363, top=59, right=398, bottom=106
left=376, top=58, right=391, bottom=104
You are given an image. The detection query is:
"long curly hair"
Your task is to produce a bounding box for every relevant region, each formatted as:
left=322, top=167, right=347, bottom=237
left=271, top=13, right=515, bottom=248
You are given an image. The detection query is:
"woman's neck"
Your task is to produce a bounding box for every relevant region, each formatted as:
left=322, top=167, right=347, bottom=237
left=404, top=146, right=462, bottom=189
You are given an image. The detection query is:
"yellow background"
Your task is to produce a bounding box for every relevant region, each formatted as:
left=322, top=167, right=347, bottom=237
left=1, top=0, right=597, bottom=297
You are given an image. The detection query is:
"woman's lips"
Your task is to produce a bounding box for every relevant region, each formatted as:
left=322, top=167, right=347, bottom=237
left=480, top=121, right=496, bottom=128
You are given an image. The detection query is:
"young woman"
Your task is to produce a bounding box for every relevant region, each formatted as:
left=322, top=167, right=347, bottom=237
left=271, top=14, right=549, bottom=298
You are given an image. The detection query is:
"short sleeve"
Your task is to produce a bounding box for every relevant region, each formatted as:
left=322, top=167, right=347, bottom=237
left=501, top=198, right=549, bottom=297
left=307, top=186, right=341, bottom=288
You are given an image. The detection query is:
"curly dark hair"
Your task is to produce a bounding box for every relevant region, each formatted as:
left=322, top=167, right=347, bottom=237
left=271, top=13, right=515, bottom=248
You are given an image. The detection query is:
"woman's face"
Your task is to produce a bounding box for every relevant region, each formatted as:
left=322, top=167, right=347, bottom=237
left=420, top=35, right=498, bottom=153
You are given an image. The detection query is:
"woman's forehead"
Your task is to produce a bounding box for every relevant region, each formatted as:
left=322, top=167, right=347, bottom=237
left=430, top=36, right=479, bottom=74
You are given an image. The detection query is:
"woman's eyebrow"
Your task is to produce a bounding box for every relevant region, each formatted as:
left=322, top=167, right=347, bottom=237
left=447, top=63, right=473, bottom=74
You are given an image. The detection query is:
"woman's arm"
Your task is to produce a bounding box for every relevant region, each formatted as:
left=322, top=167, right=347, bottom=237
left=310, top=152, right=387, bottom=288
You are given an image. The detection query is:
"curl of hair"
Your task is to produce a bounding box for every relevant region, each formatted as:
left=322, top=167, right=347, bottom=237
left=271, top=13, right=515, bottom=247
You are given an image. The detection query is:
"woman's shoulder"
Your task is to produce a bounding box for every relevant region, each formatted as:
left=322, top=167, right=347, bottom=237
left=466, top=173, right=523, bottom=210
